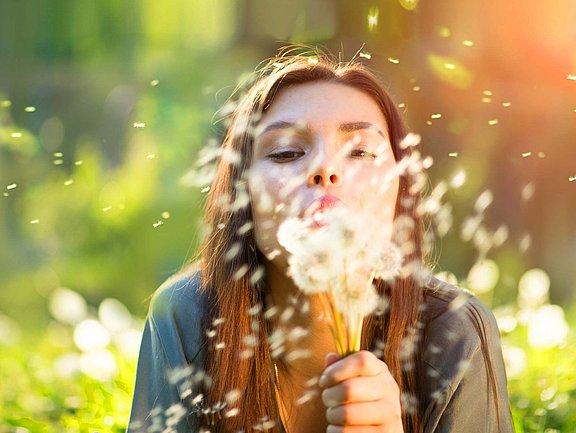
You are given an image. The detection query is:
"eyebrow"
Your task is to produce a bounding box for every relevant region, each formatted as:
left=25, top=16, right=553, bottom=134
left=256, top=120, right=386, bottom=138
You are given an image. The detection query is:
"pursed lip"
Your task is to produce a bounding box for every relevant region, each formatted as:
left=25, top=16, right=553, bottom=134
left=303, top=195, right=343, bottom=219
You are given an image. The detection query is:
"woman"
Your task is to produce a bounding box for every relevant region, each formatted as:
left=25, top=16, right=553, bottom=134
left=127, top=48, right=514, bottom=433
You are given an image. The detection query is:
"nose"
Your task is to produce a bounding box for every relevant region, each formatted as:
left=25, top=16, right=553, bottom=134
left=307, top=158, right=341, bottom=187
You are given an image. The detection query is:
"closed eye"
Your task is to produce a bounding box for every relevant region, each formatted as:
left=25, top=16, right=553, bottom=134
left=267, top=150, right=306, bottom=162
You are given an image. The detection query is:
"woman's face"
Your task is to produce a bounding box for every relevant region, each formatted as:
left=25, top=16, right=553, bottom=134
left=248, top=81, right=400, bottom=270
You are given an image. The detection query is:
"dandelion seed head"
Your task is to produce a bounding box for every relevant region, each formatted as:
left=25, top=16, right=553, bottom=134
left=527, top=305, right=568, bottom=348
left=98, top=298, right=132, bottom=332
left=50, top=288, right=87, bottom=325
left=79, top=349, right=117, bottom=382
left=518, top=268, right=550, bottom=308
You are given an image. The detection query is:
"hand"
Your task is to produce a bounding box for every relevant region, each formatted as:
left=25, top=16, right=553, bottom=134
left=319, top=351, right=404, bottom=433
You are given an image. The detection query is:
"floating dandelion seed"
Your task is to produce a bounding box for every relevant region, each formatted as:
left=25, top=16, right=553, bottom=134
left=367, top=7, right=379, bottom=31
left=431, top=113, right=442, bottom=119
left=519, top=234, right=532, bottom=252
left=412, top=85, right=421, bottom=91
left=359, top=51, right=372, bottom=59
left=462, top=40, right=474, bottom=47
left=481, top=97, right=492, bottom=103
left=53, top=159, right=64, bottom=165
left=444, top=63, right=456, bottom=70
left=488, top=119, right=499, bottom=126
left=64, top=179, right=74, bottom=186
left=448, top=152, right=458, bottom=157
left=11, top=132, right=22, bottom=138
left=483, top=90, right=493, bottom=96
left=567, top=74, right=576, bottom=81
left=450, top=170, right=466, bottom=188
left=1, top=100, right=11, bottom=107
left=474, top=190, right=493, bottom=213
left=152, top=220, right=163, bottom=228
left=133, top=122, right=146, bottom=128
left=388, top=57, right=400, bottom=64
left=438, top=26, right=451, bottom=37
left=201, top=186, right=210, bottom=193
left=522, top=183, right=535, bottom=201
left=24, top=106, right=36, bottom=112
left=537, top=152, right=545, bottom=158
left=146, top=153, right=156, bottom=159
left=161, top=211, right=170, bottom=219
left=150, top=79, right=159, bottom=86
left=398, top=102, right=406, bottom=108
left=233, top=264, right=249, bottom=280
left=6, top=184, right=16, bottom=190
left=521, top=152, right=532, bottom=158
left=103, top=206, right=112, bottom=212
left=502, top=102, right=511, bottom=107
left=30, top=219, right=39, bottom=224
left=74, top=160, right=83, bottom=166
left=569, top=176, right=576, bottom=182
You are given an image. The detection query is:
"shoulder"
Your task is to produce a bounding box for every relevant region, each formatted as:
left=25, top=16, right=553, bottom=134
left=420, top=277, right=502, bottom=383
left=419, top=277, right=513, bottom=432
left=147, top=265, right=207, bottom=364
left=149, top=265, right=204, bottom=318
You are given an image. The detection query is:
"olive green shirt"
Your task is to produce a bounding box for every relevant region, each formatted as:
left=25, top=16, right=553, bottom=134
left=126, top=270, right=514, bottom=432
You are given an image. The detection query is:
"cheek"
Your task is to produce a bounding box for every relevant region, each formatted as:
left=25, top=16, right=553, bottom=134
left=355, top=170, right=399, bottom=241
left=247, top=167, right=293, bottom=255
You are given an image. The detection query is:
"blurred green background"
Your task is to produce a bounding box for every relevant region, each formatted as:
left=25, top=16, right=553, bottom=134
left=1, top=0, right=575, bottom=432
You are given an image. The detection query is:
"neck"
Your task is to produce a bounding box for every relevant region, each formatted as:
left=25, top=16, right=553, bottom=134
left=264, top=261, right=336, bottom=378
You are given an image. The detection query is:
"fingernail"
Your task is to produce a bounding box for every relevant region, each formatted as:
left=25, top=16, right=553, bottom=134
left=319, top=374, right=327, bottom=388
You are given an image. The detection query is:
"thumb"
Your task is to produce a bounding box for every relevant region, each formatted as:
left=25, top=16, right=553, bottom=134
left=324, top=352, right=340, bottom=368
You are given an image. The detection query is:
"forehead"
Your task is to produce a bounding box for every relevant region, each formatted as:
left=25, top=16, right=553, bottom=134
left=259, top=81, right=388, bottom=133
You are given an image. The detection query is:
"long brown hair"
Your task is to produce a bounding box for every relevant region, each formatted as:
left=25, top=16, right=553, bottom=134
left=198, top=48, right=428, bottom=432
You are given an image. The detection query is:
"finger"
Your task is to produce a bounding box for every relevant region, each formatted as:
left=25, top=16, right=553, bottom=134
left=325, top=352, right=340, bottom=368
left=319, top=351, right=386, bottom=388
left=322, top=376, right=386, bottom=407
left=326, top=401, right=401, bottom=426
